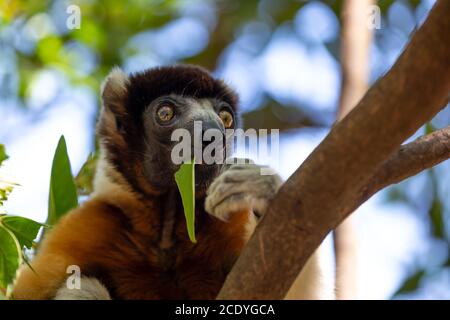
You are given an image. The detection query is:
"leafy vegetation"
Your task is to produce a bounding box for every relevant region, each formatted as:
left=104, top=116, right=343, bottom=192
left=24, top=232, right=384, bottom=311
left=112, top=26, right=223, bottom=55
left=0, top=137, right=77, bottom=297
left=0, top=145, right=44, bottom=295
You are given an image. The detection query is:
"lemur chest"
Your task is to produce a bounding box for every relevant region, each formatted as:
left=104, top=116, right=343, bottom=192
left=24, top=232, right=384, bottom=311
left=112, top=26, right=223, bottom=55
left=108, top=252, right=229, bottom=299
left=102, top=209, right=251, bottom=299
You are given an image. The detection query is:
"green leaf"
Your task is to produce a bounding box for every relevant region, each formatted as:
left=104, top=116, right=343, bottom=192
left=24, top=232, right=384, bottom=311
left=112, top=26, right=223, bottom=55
left=1, top=216, right=46, bottom=249
left=75, top=152, right=99, bottom=196
left=0, top=224, right=22, bottom=289
left=0, top=144, right=8, bottom=167
left=425, top=122, right=436, bottom=135
left=394, top=270, right=425, bottom=296
left=429, top=198, right=445, bottom=240
left=47, top=136, right=78, bottom=226
left=175, top=161, right=196, bottom=243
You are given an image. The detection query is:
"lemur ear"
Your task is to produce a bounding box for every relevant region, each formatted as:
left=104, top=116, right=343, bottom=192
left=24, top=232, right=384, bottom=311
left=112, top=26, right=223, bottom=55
left=101, top=67, right=129, bottom=116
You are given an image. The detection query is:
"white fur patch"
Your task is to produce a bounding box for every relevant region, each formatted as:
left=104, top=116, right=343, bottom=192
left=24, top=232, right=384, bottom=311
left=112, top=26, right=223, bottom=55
left=54, top=277, right=111, bottom=300
left=92, top=147, right=135, bottom=204
left=285, top=247, right=335, bottom=300
left=101, top=67, right=129, bottom=97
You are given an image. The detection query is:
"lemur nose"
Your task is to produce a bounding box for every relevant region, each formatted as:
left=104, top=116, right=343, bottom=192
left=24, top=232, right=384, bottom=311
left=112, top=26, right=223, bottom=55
left=201, top=121, right=224, bottom=149
left=202, top=132, right=211, bottom=148
left=202, top=130, right=216, bottom=149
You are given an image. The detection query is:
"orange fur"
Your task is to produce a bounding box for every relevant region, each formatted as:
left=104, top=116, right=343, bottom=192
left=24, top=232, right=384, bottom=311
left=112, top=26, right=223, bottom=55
left=13, top=195, right=251, bottom=300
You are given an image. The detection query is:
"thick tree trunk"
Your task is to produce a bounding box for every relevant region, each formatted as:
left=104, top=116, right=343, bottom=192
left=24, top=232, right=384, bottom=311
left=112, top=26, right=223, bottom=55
left=334, top=0, right=374, bottom=300
left=217, top=0, right=450, bottom=299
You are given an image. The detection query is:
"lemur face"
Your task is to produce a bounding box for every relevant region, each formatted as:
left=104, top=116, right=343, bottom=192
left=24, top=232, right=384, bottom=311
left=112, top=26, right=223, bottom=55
left=142, top=94, right=237, bottom=193
left=97, top=65, right=238, bottom=196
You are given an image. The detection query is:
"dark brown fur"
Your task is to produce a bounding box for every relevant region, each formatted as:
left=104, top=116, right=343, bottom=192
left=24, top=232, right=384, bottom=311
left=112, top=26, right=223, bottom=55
left=12, top=65, right=252, bottom=300
left=99, top=65, right=238, bottom=196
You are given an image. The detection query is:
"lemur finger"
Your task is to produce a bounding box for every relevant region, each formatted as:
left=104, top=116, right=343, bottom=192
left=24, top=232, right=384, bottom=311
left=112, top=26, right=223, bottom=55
left=207, top=165, right=280, bottom=196
left=206, top=163, right=283, bottom=221
left=208, top=172, right=282, bottom=205
left=205, top=182, right=253, bottom=215
left=208, top=193, right=251, bottom=222
left=205, top=177, right=278, bottom=217
left=207, top=179, right=262, bottom=209
left=210, top=194, right=270, bottom=222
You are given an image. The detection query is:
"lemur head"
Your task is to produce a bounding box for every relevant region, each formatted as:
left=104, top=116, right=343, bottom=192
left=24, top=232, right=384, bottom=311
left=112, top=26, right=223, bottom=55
left=97, top=65, right=238, bottom=197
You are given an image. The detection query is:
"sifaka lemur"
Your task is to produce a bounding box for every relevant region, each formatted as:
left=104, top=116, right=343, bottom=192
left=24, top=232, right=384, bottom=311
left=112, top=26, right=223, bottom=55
left=12, top=65, right=332, bottom=300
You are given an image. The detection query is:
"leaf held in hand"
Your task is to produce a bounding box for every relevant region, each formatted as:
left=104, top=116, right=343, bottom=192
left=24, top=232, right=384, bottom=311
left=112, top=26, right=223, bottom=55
left=175, top=161, right=196, bottom=243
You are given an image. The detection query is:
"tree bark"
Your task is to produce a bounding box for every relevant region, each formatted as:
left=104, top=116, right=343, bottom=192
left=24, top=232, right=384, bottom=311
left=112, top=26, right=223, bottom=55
left=333, top=0, right=374, bottom=300
left=217, top=0, right=450, bottom=300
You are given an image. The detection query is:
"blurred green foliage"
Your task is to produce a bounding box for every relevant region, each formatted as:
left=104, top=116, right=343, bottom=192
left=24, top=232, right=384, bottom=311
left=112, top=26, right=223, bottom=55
left=0, top=145, right=8, bottom=165
left=0, top=145, right=12, bottom=207
left=0, top=0, right=425, bottom=126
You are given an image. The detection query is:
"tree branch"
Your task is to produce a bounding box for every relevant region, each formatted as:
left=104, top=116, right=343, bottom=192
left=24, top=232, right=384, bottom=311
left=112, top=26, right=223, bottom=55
left=358, top=126, right=450, bottom=207
left=217, top=0, right=450, bottom=299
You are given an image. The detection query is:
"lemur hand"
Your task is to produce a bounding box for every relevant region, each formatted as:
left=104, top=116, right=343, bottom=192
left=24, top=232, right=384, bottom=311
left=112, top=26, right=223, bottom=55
left=205, top=159, right=283, bottom=222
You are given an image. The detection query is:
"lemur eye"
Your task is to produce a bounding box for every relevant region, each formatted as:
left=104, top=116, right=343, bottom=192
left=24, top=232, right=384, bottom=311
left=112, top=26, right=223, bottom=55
left=157, top=105, right=174, bottom=122
left=219, top=110, right=233, bottom=129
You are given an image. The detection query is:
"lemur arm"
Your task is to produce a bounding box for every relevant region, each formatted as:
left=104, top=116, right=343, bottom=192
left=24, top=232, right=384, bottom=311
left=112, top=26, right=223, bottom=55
left=12, top=200, right=119, bottom=300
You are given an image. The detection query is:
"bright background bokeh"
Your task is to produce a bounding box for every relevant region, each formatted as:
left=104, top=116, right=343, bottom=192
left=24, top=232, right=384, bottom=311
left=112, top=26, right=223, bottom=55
left=0, top=0, right=449, bottom=299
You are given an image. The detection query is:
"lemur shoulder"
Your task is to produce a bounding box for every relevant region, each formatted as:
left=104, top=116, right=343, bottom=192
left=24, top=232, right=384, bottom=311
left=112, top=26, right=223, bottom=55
left=12, top=65, right=332, bottom=300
